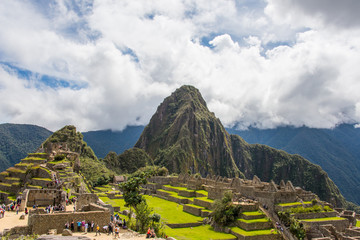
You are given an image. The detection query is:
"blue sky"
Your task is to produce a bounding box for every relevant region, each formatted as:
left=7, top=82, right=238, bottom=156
left=0, top=0, right=360, bottom=131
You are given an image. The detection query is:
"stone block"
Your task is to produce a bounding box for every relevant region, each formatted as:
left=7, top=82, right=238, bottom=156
left=62, top=229, right=72, bottom=236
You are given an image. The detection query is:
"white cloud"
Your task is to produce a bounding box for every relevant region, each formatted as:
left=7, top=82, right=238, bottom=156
left=0, top=0, right=360, bottom=131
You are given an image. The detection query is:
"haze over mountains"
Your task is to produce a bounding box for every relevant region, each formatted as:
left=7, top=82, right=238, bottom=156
left=1, top=86, right=360, bottom=207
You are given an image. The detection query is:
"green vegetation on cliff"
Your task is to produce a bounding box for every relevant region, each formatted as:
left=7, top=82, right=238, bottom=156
left=0, top=123, right=51, bottom=172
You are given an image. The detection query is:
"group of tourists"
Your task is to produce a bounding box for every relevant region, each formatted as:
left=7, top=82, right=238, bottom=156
left=102, top=216, right=127, bottom=237
left=63, top=214, right=128, bottom=238
left=64, top=220, right=95, bottom=233
left=44, top=204, right=65, bottom=213
left=146, top=228, right=156, bottom=238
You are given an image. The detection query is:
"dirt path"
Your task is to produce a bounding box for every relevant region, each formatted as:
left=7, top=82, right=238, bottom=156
left=0, top=210, right=28, bottom=232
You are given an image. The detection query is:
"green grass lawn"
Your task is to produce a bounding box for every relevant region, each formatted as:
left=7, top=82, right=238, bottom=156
left=144, top=195, right=203, bottom=224
left=230, top=227, right=278, bottom=236
left=356, top=220, right=360, bottom=227
left=164, top=225, right=236, bottom=240
left=99, top=196, right=129, bottom=211
left=301, top=217, right=346, bottom=222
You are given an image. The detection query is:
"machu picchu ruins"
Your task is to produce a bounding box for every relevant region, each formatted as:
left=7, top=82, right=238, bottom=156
left=2, top=145, right=360, bottom=240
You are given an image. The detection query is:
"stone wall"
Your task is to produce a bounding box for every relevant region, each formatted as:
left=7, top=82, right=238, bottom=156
left=292, top=211, right=337, bottom=220
left=26, top=189, right=66, bottom=207
left=300, top=219, right=349, bottom=232
left=28, top=210, right=110, bottom=234
left=75, top=193, right=99, bottom=210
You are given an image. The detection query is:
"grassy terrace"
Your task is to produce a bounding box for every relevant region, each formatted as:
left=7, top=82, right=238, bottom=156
left=242, top=211, right=264, bottom=216
left=0, top=183, right=11, bottom=187
left=7, top=168, right=25, bottom=173
left=300, top=217, right=346, bottom=222
left=357, top=220, right=360, bottom=227
left=15, top=163, right=33, bottom=167
left=238, top=217, right=270, bottom=223
left=0, top=171, right=9, bottom=176
left=185, top=204, right=205, bottom=209
left=22, top=157, right=46, bottom=161
left=277, top=201, right=312, bottom=207
left=0, top=190, right=10, bottom=194
left=99, top=197, right=128, bottom=210
left=165, top=225, right=236, bottom=240
left=32, top=178, right=52, bottom=181
left=196, top=190, right=208, bottom=196
left=5, top=177, right=20, bottom=181
left=145, top=195, right=203, bottom=224
left=230, top=227, right=278, bottom=236
left=163, top=185, right=192, bottom=192
left=195, top=196, right=214, bottom=203
left=27, top=185, right=42, bottom=189
left=158, top=189, right=196, bottom=200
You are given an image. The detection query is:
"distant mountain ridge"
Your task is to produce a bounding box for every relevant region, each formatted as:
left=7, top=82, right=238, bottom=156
left=227, top=125, right=360, bottom=205
left=82, top=126, right=144, bottom=158
left=0, top=123, right=52, bottom=172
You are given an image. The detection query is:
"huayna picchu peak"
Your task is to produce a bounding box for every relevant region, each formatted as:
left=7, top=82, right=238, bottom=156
left=135, top=85, right=354, bottom=210
left=135, top=85, right=241, bottom=178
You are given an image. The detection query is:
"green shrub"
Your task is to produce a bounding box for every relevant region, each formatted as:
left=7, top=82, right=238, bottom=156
left=211, top=191, right=241, bottom=227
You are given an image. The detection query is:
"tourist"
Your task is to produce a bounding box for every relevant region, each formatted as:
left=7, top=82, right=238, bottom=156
left=95, top=225, right=101, bottom=236
left=114, top=225, right=120, bottom=238
left=65, top=221, right=69, bottom=229
left=24, top=207, right=28, bottom=215
left=85, top=222, right=88, bottom=233
left=91, top=221, right=94, bottom=232
left=146, top=228, right=151, bottom=238
left=150, top=228, right=156, bottom=238
left=123, top=219, right=127, bottom=229
left=108, top=222, right=113, bottom=235
left=81, top=220, right=85, bottom=232
left=87, top=221, right=91, bottom=232
left=77, top=220, right=81, bottom=231
left=71, top=220, right=74, bottom=231
left=102, top=225, right=108, bottom=233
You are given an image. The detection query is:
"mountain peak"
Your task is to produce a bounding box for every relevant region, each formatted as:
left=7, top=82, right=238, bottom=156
left=135, top=85, right=239, bottom=177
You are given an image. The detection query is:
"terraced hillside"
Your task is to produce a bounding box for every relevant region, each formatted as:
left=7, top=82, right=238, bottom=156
left=0, top=148, right=91, bottom=204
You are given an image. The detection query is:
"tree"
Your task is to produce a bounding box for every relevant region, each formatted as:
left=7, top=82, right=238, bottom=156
left=119, top=173, right=147, bottom=222
left=211, top=191, right=241, bottom=227
left=134, top=201, right=153, bottom=233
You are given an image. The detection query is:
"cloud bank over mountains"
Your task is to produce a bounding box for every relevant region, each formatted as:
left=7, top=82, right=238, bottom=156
left=0, top=0, right=359, bottom=131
